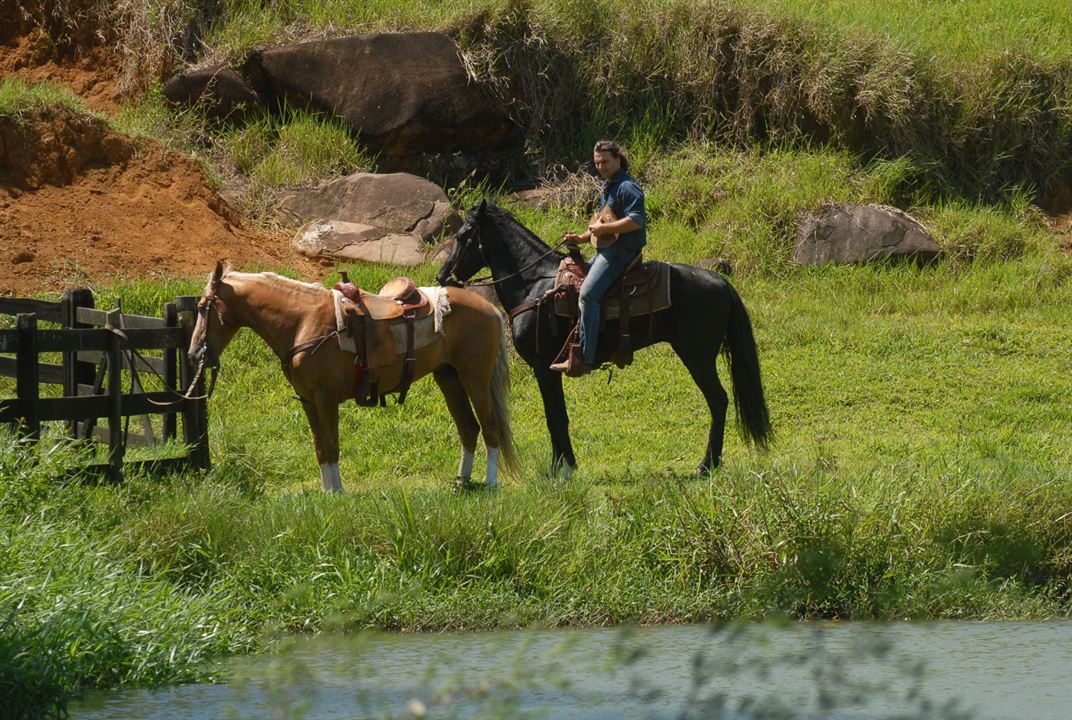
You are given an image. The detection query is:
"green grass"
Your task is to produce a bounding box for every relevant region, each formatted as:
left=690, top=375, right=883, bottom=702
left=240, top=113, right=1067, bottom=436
left=6, top=2, right=1072, bottom=716
left=217, top=106, right=376, bottom=213
left=736, top=0, right=1072, bottom=65
left=3, top=237, right=1071, bottom=716
left=0, top=78, right=88, bottom=121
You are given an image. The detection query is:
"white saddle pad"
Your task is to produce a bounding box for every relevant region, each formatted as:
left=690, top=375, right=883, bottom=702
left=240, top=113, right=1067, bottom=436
left=331, top=286, right=451, bottom=357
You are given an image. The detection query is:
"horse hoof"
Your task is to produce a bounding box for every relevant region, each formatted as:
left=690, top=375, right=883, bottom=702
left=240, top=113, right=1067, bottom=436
left=453, top=476, right=477, bottom=493
left=695, top=462, right=720, bottom=477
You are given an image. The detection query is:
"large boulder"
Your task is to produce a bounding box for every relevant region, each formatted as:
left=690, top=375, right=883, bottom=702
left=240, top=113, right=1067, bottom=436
left=162, top=65, right=262, bottom=121
left=281, top=172, right=460, bottom=266
left=293, top=221, right=445, bottom=265
left=241, top=32, right=518, bottom=160
left=794, top=203, right=940, bottom=265
left=277, top=172, right=461, bottom=241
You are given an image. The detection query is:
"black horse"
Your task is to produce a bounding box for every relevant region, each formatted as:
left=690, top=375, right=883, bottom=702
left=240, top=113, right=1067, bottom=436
left=437, top=199, right=771, bottom=476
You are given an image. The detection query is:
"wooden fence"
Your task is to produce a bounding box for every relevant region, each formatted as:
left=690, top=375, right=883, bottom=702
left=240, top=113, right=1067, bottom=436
left=0, top=289, right=209, bottom=482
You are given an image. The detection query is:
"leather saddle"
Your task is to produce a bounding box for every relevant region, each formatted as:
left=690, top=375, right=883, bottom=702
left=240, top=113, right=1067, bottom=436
left=334, top=273, right=434, bottom=406
left=550, top=249, right=672, bottom=371
left=553, top=250, right=671, bottom=320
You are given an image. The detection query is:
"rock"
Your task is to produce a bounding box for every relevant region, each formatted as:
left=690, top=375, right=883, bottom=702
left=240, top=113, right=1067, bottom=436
left=794, top=203, right=940, bottom=265
left=277, top=172, right=461, bottom=242
left=242, top=32, right=518, bottom=159
left=162, top=65, right=262, bottom=121
left=293, top=221, right=445, bottom=266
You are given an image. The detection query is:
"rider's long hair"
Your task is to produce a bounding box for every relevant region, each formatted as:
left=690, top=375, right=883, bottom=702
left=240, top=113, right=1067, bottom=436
left=593, top=139, right=629, bottom=173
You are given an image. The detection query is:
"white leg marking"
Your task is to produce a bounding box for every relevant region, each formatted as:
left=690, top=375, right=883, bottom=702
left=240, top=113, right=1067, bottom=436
left=457, top=448, right=475, bottom=479
left=486, top=447, right=500, bottom=488
left=320, top=462, right=343, bottom=493
left=559, top=463, right=572, bottom=482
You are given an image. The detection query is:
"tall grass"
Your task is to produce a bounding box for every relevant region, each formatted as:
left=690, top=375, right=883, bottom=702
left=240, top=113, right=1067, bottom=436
left=455, top=0, right=1072, bottom=199
left=3, top=236, right=1071, bottom=716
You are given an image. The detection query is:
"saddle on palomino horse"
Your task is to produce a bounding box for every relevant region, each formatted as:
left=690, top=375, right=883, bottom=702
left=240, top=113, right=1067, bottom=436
left=334, top=273, right=434, bottom=406
left=551, top=249, right=672, bottom=371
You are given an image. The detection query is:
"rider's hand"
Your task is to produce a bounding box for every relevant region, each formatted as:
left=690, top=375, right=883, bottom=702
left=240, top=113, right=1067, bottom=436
left=588, top=219, right=606, bottom=237
left=563, top=231, right=583, bottom=245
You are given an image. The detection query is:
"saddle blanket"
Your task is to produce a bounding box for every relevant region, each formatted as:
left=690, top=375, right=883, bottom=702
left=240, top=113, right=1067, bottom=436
left=332, top=286, right=451, bottom=357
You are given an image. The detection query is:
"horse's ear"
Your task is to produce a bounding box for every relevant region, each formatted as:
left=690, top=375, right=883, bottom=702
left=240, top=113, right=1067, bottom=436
left=477, top=198, right=488, bottom=215
left=211, top=261, right=224, bottom=284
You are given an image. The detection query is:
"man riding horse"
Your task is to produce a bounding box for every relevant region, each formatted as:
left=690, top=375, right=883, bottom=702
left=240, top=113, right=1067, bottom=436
left=550, top=139, right=647, bottom=377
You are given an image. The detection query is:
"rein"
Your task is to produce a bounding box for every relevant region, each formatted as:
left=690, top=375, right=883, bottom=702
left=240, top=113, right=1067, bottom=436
left=454, top=224, right=568, bottom=288
left=105, top=325, right=219, bottom=408
left=121, top=284, right=226, bottom=409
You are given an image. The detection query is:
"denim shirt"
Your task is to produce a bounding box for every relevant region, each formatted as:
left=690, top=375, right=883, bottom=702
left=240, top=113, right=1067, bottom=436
left=600, top=169, right=647, bottom=252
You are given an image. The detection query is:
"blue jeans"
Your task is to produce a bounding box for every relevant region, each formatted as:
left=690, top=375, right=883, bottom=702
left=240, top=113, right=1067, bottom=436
left=578, top=244, right=640, bottom=364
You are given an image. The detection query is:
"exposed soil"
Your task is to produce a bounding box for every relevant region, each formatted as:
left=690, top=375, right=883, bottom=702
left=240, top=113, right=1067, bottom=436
left=1, top=107, right=318, bottom=295
left=0, top=31, right=122, bottom=114
left=1, top=17, right=319, bottom=297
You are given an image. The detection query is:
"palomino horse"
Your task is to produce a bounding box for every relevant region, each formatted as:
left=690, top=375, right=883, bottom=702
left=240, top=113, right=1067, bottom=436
left=188, top=262, right=518, bottom=491
left=437, top=200, right=771, bottom=477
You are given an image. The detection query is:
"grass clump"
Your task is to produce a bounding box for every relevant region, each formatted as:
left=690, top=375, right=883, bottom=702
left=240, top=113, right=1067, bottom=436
left=0, top=78, right=88, bottom=122
left=217, top=107, right=376, bottom=216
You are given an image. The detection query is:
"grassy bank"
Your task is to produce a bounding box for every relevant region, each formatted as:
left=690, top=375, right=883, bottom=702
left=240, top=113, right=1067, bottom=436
left=3, top=245, right=1071, bottom=716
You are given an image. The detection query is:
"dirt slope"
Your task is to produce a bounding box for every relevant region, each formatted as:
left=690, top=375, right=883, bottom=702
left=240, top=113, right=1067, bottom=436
left=1, top=19, right=318, bottom=297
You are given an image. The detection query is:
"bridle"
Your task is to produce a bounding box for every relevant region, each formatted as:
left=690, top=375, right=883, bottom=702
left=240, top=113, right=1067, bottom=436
left=168, top=284, right=227, bottom=402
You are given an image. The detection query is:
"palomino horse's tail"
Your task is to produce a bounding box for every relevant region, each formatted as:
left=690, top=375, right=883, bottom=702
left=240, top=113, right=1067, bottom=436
left=490, top=314, right=520, bottom=477
left=723, top=283, right=772, bottom=448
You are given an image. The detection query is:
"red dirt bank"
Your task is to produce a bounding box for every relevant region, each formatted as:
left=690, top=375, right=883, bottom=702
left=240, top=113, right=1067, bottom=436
left=1, top=21, right=316, bottom=297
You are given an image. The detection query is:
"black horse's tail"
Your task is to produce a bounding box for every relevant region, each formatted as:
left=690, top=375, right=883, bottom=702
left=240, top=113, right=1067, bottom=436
left=723, top=284, right=772, bottom=448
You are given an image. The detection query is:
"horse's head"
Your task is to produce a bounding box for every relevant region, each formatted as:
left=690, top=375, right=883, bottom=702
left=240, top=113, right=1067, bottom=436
left=437, top=198, right=490, bottom=287
left=188, top=261, right=240, bottom=367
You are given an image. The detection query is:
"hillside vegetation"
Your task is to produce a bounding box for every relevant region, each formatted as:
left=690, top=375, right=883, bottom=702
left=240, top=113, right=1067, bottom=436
left=12, top=0, right=1072, bottom=200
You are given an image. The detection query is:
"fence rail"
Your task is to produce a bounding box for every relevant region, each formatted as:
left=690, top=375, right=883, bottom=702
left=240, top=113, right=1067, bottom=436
left=0, top=290, right=209, bottom=482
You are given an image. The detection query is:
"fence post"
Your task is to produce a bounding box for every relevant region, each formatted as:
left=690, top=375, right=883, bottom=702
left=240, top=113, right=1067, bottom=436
left=176, top=296, right=210, bottom=472
left=16, top=314, right=40, bottom=441
left=163, top=301, right=179, bottom=440
left=105, top=308, right=125, bottom=483
left=62, top=288, right=96, bottom=438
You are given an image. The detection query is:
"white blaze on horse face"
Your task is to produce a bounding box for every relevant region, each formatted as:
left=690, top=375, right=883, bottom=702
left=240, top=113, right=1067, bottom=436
left=485, top=447, right=500, bottom=488
left=457, top=448, right=474, bottom=480
left=319, top=463, right=343, bottom=493
left=189, top=308, right=209, bottom=361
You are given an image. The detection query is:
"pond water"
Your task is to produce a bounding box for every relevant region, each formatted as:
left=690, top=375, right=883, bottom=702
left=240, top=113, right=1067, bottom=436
left=72, top=621, right=1072, bottom=720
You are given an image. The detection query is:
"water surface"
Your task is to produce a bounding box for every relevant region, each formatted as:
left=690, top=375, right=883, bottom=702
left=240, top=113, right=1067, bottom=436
left=72, top=621, right=1072, bottom=719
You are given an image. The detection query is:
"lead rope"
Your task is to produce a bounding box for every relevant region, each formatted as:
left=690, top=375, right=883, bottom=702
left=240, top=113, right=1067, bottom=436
left=105, top=327, right=218, bottom=407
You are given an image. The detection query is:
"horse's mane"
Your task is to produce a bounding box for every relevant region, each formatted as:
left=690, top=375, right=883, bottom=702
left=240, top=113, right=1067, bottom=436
left=484, top=202, right=560, bottom=254
left=222, top=270, right=327, bottom=294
